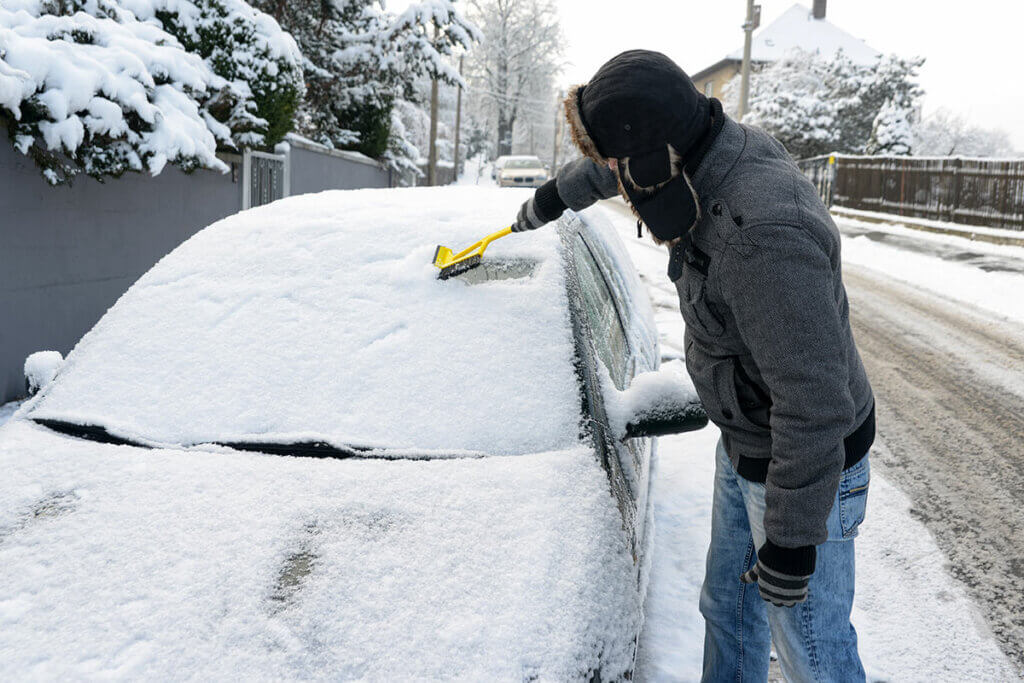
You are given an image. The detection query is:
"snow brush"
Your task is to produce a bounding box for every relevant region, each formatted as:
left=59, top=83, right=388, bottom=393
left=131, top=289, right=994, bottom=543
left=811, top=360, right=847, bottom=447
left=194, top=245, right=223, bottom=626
left=432, top=226, right=512, bottom=280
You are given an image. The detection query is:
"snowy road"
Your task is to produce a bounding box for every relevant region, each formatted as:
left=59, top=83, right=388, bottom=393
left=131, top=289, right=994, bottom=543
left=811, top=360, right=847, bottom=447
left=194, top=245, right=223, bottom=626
left=844, top=261, right=1024, bottom=671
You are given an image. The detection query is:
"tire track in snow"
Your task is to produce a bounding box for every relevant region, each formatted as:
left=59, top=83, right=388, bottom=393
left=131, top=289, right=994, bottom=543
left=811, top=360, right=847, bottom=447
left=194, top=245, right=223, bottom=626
left=844, top=263, right=1024, bottom=673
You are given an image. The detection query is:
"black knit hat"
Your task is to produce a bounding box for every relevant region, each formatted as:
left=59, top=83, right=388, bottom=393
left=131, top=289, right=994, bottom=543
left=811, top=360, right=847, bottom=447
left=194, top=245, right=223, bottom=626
left=567, top=50, right=710, bottom=164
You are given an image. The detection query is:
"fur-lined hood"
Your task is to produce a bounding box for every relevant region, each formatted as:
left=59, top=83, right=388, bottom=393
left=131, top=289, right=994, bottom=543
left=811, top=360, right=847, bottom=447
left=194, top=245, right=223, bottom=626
left=563, top=84, right=702, bottom=247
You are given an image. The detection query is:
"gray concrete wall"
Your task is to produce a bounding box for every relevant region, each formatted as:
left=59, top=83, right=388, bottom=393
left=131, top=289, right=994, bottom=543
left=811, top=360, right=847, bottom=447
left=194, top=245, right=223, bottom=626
left=0, top=143, right=243, bottom=402
left=1, top=138, right=393, bottom=404
left=287, top=140, right=391, bottom=194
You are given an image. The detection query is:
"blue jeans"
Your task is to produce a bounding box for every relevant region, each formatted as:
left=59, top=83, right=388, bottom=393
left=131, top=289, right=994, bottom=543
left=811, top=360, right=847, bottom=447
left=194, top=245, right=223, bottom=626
left=700, top=438, right=869, bottom=683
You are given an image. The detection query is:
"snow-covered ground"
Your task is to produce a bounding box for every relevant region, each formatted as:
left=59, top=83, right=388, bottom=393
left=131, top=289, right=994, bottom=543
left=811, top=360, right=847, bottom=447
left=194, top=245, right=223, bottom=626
left=587, top=201, right=1019, bottom=681
left=839, top=216, right=1024, bottom=324
left=0, top=400, right=22, bottom=427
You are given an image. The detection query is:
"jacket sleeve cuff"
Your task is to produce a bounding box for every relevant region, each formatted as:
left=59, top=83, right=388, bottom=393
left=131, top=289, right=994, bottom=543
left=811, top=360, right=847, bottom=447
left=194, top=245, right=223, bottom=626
left=758, top=539, right=817, bottom=577
left=533, top=178, right=568, bottom=224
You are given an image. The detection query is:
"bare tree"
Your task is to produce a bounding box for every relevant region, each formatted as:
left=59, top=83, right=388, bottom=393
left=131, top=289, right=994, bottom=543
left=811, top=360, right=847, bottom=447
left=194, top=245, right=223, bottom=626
left=464, top=0, right=563, bottom=157
left=913, top=108, right=1018, bottom=158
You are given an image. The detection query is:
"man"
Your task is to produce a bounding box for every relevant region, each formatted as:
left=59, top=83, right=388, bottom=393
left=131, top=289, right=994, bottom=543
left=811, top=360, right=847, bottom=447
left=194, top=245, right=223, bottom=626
left=511, top=50, right=875, bottom=682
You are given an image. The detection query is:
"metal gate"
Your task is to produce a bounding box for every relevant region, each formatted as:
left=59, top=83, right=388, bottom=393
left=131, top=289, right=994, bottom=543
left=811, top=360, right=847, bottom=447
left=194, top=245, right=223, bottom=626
left=242, top=148, right=289, bottom=209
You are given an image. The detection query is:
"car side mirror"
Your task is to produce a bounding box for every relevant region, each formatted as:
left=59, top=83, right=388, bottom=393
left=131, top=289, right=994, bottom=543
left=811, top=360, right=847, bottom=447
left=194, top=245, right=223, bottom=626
left=612, top=360, right=708, bottom=439
left=24, top=351, right=63, bottom=396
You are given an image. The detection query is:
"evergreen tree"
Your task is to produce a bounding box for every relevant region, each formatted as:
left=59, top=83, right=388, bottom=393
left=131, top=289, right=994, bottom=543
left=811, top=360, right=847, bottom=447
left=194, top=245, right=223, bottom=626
left=867, top=99, right=914, bottom=155
left=137, top=0, right=306, bottom=148
left=254, top=0, right=477, bottom=171
left=728, top=49, right=925, bottom=159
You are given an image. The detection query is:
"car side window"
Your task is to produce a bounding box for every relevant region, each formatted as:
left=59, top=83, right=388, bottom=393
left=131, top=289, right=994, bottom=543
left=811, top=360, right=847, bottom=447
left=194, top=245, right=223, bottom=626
left=573, top=233, right=629, bottom=390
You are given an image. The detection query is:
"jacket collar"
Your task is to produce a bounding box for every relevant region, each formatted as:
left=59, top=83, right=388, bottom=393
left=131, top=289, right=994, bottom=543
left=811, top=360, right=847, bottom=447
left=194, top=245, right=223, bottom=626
left=689, top=115, right=748, bottom=199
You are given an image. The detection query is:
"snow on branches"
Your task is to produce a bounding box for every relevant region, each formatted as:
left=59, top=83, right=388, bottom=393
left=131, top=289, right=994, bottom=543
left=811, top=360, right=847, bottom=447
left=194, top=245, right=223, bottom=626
left=2, top=0, right=480, bottom=184
left=729, top=49, right=924, bottom=159
left=867, top=99, right=914, bottom=156
left=123, top=0, right=304, bottom=148
left=386, top=1, right=482, bottom=86
left=254, top=0, right=479, bottom=173
left=0, top=0, right=231, bottom=184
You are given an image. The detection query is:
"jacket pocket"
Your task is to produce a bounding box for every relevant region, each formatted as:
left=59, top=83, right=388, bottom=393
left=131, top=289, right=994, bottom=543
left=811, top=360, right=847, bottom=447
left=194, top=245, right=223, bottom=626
left=711, top=358, right=765, bottom=433
left=679, top=274, right=725, bottom=338
left=838, top=458, right=870, bottom=539
left=687, top=341, right=766, bottom=434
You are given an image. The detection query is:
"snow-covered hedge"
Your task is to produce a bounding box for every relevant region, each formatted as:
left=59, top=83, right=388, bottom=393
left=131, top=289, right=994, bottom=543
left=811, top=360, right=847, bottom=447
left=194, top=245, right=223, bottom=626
left=0, top=0, right=302, bottom=185
left=1, top=0, right=228, bottom=184
left=123, top=0, right=304, bottom=148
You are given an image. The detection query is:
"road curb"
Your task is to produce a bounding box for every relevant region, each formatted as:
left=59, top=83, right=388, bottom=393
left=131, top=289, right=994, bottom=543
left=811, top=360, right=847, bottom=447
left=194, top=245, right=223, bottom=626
left=831, top=207, right=1024, bottom=247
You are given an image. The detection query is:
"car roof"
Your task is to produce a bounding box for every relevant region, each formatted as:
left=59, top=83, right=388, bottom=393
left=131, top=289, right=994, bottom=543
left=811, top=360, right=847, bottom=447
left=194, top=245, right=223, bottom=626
left=28, top=188, right=584, bottom=456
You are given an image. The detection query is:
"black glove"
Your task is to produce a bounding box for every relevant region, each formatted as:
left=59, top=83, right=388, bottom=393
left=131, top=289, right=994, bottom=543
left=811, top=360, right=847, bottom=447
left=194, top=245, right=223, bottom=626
left=740, top=540, right=816, bottom=608
left=512, top=178, right=567, bottom=232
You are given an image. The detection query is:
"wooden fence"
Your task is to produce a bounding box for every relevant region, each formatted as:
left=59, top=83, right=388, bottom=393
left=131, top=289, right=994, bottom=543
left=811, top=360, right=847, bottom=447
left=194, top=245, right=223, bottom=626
left=798, top=154, right=1024, bottom=231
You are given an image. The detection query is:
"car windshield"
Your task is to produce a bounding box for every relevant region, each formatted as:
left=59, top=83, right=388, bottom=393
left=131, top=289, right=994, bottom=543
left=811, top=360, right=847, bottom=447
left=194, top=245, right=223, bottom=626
left=505, top=159, right=542, bottom=169
left=28, top=189, right=584, bottom=458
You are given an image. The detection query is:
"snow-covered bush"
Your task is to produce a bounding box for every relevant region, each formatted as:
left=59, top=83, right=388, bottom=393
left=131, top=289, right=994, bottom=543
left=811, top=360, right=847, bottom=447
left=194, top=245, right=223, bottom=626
left=1, top=0, right=231, bottom=184
left=122, top=0, right=304, bottom=148
left=734, top=50, right=838, bottom=160
left=729, top=49, right=924, bottom=159
left=24, top=350, right=63, bottom=395
left=867, top=99, right=914, bottom=156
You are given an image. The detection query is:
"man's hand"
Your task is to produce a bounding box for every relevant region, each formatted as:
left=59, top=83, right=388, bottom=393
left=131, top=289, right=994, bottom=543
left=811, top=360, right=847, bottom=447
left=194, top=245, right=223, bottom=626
left=740, top=540, right=816, bottom=608
left=512, top=195, right=548, bottom=232
left=511, top=178, right=568, bottom=232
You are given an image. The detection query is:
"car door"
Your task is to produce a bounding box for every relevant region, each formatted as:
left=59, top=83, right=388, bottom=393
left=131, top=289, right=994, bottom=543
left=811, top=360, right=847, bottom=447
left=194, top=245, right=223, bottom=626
left=574, top=229, right=656, bottom=554
left=564, top=220, right=653, bottom=564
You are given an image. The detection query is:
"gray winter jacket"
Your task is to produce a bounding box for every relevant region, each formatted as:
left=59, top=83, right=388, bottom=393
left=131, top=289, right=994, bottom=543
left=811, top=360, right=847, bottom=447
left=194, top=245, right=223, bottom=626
left=554, top=117, right=874, bottom=548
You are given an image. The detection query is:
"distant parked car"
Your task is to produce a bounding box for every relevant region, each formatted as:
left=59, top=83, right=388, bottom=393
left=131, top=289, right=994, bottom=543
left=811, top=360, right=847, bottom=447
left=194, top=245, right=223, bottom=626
left=0, top=188, right=705, bottom=679
left=491, top=154, right=547, bottom=182
left=497, top=156, right=549, bottom=188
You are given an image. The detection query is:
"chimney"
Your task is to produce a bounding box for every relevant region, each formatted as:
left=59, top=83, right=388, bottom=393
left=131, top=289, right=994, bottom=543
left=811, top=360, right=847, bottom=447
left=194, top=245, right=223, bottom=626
left=812, top=0, right=827, bottom=19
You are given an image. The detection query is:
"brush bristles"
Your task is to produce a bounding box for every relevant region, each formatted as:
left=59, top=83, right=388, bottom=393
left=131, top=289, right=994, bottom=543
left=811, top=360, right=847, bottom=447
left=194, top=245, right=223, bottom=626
left=437, top=255, right=482, bottom=280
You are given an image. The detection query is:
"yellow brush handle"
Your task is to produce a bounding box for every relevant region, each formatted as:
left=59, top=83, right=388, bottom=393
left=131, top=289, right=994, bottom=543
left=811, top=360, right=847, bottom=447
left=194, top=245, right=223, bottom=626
left=451, top=226, right=513, bottom=261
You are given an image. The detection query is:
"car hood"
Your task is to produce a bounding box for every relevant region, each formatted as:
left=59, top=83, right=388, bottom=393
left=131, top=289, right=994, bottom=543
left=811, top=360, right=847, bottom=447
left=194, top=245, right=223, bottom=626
left=0, top=420, right=641, bottom=679
left=26, top=188, right=580, bottom=457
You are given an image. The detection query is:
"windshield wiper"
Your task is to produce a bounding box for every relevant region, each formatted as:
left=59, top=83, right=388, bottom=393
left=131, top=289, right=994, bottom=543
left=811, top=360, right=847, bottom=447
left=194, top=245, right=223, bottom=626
left=216, top=440, right=372, bottom=460
left=32, top=418, right=454, bottom=461
left=33, top=418, right=143, bottom=448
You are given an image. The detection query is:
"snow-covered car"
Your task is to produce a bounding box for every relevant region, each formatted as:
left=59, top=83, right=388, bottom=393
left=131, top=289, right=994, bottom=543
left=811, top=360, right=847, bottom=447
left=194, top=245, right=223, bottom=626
left=0, top=188, right=705, bottom=680
left=497, top=155, right=549, bottom=188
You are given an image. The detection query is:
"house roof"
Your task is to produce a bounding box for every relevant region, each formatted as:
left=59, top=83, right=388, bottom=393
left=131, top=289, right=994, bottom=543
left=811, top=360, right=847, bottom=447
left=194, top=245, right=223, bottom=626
left=692, top=3, right=880, bottom=80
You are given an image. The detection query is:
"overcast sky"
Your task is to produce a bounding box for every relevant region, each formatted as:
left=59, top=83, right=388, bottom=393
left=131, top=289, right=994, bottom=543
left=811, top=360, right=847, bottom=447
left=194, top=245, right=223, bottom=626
left=553, top=0, right=1024, bottom=149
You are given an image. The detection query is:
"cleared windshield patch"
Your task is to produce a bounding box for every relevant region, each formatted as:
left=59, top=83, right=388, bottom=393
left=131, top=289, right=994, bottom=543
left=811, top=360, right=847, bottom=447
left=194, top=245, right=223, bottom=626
left=453, top=258, right=538, bottom=285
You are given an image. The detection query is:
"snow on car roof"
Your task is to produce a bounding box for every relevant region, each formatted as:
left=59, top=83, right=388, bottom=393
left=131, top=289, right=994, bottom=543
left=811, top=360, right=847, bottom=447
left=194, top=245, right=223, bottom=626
left=0, top=419, right=641, bottom=678
left=28, top=187, right=583, bottom=455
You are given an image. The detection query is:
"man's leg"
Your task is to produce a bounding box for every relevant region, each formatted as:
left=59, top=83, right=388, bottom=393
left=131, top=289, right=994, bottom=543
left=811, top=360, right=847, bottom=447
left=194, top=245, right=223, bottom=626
left=700, top=438, right=771, bottom=683
left=736, top=458, right=870, bottom=683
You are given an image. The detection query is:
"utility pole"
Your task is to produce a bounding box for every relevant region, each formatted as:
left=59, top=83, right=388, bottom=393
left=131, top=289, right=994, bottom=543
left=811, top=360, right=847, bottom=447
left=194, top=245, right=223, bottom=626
left=453, top=54, right=464, bottom=180
left=551, top=91, right=562, bottom=172
left=427, top=24, right=439, bottom=186
left=738, top=0, right=760, bottom=121
left=428, top=76, right=439, bottom=185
